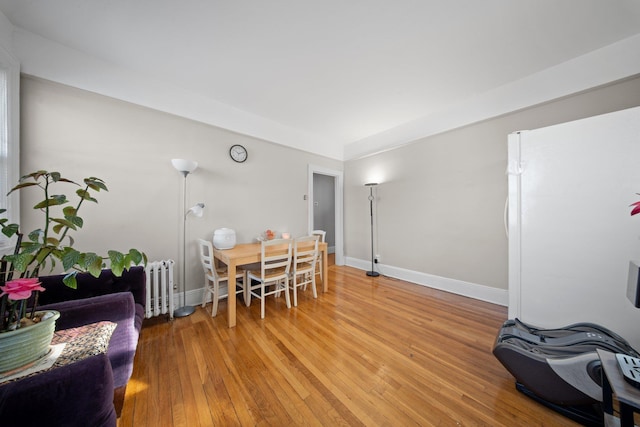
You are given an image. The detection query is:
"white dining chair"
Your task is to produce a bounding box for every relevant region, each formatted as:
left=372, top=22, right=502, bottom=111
left=197, top=238, right=246, bottom=317
left=246, top=239, right=293, bottom=319
left=290, top=235, right=319, bottom=307
left=311, top=229, right=326, bottom=284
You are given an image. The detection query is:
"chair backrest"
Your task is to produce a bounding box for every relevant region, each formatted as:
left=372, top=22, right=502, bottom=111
left=311, top=229, right=326, bottom=242
left=197, top=238, right=218, bottom=281
left=293, top=236, right=318, bottom=272
left=260, top=238, right=293, bottom=280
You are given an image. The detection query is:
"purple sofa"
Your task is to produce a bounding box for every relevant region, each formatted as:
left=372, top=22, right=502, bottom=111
left=0, top=267, right=146, bottom=426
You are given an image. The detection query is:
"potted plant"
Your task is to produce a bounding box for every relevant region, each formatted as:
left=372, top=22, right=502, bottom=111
left=0, top=170, right=146, bottom=372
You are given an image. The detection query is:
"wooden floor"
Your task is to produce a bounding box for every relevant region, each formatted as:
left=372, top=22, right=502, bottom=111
left=118, top=264, right=583, bottom=426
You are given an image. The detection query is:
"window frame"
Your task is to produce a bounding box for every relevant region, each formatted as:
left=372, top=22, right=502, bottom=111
left=0, top=43, right=20, bottom=256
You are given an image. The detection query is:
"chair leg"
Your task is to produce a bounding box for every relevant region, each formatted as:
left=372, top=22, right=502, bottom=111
left=291, top=275, right=297, bottom=307
left=211, top=283, right=219, bottom=317
left=317, top=258, right=323, bottom=284
left=283, top=279, right=291, bottom=309
left=311, top=272, right=317, bottom=299
left=260, top=282, right=266, bottom=319
left=201, top=287, right=208, bottom=308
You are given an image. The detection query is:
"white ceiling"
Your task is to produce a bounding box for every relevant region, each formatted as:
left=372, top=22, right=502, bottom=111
left=1, top=1, right=640, bottom=160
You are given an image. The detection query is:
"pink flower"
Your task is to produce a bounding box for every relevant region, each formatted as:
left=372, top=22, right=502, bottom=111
left=0, top=278, right=45, bottom=301
left=632, top=200, right=640, bottom=216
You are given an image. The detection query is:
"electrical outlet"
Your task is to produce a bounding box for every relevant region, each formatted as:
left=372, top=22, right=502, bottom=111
left=375, top=254, right=380, bottom=264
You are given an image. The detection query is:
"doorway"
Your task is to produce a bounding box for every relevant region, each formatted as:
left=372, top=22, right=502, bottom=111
left=307, top=165, right=343, bottom=266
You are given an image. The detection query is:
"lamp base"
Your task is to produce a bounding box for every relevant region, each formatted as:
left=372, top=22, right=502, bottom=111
left=173, top=305, right=195, bottom=318
left=366, top=271, right=380, bottom=277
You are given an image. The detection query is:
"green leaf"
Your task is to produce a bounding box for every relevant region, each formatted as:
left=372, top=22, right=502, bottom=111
left=80, top=252, right=103, bottom=277
left=18, top=170, right=46, bottom=183
left=50, top=172, right=61, bottom=182
left=85, top=177, right=108, bottom=192
left=62, top=272, right=78, bottom=289
left=128, top=249, right=144, bottom=266
left=68, top=215, right=83, bottom=228
left=62, top=206, right=77, bottom=217
left=20, top=241, right=42, bottom=254
left=76, top=189, right=97, bottom=203
left=33, top=195, right=68, bottom=209
left=36, top=246, right=56, bottom=262
left=61, top=248, right=81, bottom=271
left=109, top=250, right=125, bottom=276
left=56, top=177, right=78, bottom=185
left=108, top=250, right=124, bottom=264
left=9, top=252, right=34, bottom=272
left=1, top=223, right=19, bottom=238
left=28, top=229, right=44, bottom=243
left=51, top=217, right=77, bottom=231
left=7, top=182, right=38, bottom=195
left=45, top=237, right=60, bottom=246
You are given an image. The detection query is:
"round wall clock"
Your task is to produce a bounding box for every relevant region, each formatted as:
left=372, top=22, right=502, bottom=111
left=229, top=144, right=248, bottom=163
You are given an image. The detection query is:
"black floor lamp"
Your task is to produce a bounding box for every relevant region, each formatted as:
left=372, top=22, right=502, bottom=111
left=365, top=182, right=379, bottom=277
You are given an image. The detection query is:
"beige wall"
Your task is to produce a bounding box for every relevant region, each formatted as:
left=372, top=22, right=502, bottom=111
left=19, top=76, right=342, bottom=295
left=345, top=75, right=640, bottom=292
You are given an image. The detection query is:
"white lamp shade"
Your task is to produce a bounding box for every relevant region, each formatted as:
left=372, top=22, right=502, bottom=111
left=171, top=158, right=198, bottom=174
left=188, top=203, right=205, bottom=218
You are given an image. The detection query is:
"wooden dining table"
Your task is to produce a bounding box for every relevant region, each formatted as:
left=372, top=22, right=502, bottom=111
left=213, top=241, right=329, bottom=328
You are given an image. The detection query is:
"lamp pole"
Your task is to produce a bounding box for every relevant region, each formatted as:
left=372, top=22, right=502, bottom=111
left=171, top=159, right=201, bottom=318
left=174, top=170, right=196, bottom=317
left=365, top=183, right=379, bottom=277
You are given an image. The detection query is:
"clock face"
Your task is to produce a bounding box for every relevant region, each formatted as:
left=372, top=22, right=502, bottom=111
left=229, top=144, right=248, bottom=163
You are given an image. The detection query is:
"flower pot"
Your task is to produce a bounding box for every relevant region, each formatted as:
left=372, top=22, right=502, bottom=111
left=0, top=310, right=60, bottom=373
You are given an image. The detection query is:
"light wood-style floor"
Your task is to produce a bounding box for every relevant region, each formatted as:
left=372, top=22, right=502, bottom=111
left=118, top=264, right=582, bottom=426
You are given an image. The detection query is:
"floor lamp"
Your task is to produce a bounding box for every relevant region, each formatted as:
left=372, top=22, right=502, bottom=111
left=172, top=158, right=205, bottom=318
left=365, top=182, right=380, bottom=277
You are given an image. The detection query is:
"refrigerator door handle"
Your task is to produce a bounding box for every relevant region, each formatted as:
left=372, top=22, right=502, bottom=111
left=506, top=159, right=523, bottom=175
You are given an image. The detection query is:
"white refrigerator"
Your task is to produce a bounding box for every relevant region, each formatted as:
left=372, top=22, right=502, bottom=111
left=507, top=105, right=640, bottom=351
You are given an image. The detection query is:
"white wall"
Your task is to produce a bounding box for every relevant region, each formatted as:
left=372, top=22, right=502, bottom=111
left=345, top=75, right=640, bottom=305
left=19, top=76, right=342, bottom=302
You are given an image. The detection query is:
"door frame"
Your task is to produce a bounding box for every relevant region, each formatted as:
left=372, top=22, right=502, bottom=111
left=307, top=164, right=344, bottom=266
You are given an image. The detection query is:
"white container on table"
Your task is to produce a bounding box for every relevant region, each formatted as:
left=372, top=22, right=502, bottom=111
left=213, top=228, right=236, bottom=249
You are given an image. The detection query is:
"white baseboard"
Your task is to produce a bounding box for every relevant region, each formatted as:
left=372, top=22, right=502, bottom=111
left=179, top=260, right=508, bottom=309
left=345, top=257, right=508, bottom=307
left=181, top=285, right=236, bottom=308
left=174, top=288, right=206, bottom=309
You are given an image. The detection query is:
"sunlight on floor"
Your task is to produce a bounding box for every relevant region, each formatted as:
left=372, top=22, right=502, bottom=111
left=127, top=378, right=148, bottom=393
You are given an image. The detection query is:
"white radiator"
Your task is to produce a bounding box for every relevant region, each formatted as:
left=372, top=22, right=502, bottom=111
left=144, top=260, right=175, bottom=320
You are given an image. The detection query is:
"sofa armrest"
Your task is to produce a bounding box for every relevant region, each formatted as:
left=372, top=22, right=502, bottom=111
left=0, top=353, right=116, bottom=426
